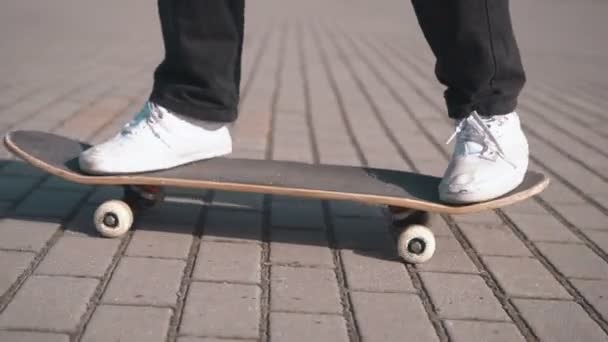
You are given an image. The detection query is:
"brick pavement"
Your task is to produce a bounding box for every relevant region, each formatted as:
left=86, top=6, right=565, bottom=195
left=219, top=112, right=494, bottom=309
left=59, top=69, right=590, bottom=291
left=1, top=0, right=608, bottom=341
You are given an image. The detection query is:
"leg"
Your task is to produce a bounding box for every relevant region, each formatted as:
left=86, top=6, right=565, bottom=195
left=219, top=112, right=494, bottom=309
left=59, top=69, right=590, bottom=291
left=151, top=0, right=245, bottom=122
left=412, top=0, right=529, bottom=203
left=79, top=0, right=243, bottom=174
left=411, top=0, right=525, bottom=119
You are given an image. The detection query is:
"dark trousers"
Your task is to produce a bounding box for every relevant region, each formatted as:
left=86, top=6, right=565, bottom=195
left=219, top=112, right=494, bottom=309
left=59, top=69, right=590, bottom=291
left=149, top=0, right=525, bottom=122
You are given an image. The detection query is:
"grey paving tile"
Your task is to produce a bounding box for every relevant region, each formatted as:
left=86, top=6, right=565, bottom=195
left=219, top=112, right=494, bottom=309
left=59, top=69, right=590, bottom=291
left=420, top=272, right=509, bottom=321
left=202, top=209, right=262, bottom=244
left=507, top=213, right=580, bottom=243
left=0, top=331, right=69, bottom=342
left=416, top=236, right=478, bottom=274
left=102, top=257, right=185, bottom=306
left=444, top=320, right=525, bottom=342
left=513, top=299, right=608, bottom=342
left=193, top=241, right=261, bottom=284
left=332, top=217, right=394, bottom=251
left=0, top=275, right=98, bottom=331
left=271, top=266, right=341, bottom=314
left=180, top=282, right=260, bottom=339
left=0, top=218, right=59, bottom=251
left=459, top=224, right=532, bottom=257
left=270, top=312, right=349, bottom=342
left=553, top=204, right=607, bottom=231
left=0, top=250, right=34, bottom=295
left=270, top=229, right=334, bottom=267
left=14, top=189, right=85, bottom=219
left=81, top=305, right=172, bottom=342
left=271, top=198, right=325, bottom=229
left=570, top=279, right=608, bottom=320
left=0, top=176, right=38, bottom=201
left=35, top=236, right=120, bottom=277
left=483, top=256, right=571, bottom=299
left=537, top=242, right=608, bottom=279
left=340, top=249, right=415, bottom=292
left=350, top=291, right=439, bottom=342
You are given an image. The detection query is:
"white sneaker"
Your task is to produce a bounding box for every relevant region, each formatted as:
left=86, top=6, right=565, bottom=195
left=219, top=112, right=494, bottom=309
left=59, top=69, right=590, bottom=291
left=79, top=102, right=232, bottom=174
left=439, top=111, right=529, bottom=204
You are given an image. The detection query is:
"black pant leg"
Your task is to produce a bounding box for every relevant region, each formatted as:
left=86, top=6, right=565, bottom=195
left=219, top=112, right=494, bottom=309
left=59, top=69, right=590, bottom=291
left=150, top=0, right=245, bottom=122
left=411, top=0, right=525, bottom=119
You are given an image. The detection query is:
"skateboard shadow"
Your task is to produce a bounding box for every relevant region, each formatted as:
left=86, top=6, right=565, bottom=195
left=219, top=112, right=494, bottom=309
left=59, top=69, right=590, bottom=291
left=0, top=159, right=408, bottom=262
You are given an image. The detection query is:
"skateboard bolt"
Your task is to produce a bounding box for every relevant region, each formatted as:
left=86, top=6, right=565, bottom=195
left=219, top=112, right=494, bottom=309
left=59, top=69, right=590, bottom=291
left=103, top=213, right=119, bottom=228
left=408, top=238, right=426, bottom=255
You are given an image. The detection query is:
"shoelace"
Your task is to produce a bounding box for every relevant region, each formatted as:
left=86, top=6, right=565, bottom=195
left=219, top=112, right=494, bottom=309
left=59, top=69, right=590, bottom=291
left=121, top=103, right=163, bottom=138
left=117, top=103, right=177, bottom=150
left=446, top=111, right=516, bottom=168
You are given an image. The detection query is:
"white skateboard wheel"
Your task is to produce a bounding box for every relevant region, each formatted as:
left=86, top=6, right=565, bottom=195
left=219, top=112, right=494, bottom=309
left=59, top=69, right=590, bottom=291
left=94, top=200, right=134, bottom=238
left=397, top=225, right=436, bottom=264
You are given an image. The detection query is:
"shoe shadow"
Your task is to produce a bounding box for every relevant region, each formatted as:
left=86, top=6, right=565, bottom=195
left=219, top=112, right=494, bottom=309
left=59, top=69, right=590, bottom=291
left=0, top=159, right=402, bottom=262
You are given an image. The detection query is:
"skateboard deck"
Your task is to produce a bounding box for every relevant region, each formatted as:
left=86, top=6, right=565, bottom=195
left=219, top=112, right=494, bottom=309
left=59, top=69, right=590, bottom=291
left=3, top=130, right=549, bottom=263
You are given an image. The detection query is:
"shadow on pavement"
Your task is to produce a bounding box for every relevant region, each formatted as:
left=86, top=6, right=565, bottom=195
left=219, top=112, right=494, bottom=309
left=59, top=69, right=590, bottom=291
left=0, top=159, right=402, bottom=262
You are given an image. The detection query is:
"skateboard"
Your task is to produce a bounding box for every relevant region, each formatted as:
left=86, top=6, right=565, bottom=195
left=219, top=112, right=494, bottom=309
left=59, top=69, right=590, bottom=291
left=3, top=130, right=549, bottom=264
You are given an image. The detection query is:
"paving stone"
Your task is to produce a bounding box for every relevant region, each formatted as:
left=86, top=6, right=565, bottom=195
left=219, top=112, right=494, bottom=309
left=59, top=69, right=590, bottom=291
left=428, top=217, right=454, bottom=237
left=0, top=250, right=34, bottom=295
left=586, top=230, right=608, bottom=255
left=0, top=275, right=98, bottom=331
left=178, top=338, right=255, bottom=342
left=14, top=189, right=85, bottom=219
left=453, top=211, right=504, bottom=225
left=350, top=291, right=439, bottom=342
left=193, top=241, right=261, bottom=283
left=459, top=224, right=532, bottom=257
left=539, top=182, right=585, bottom=205
left=202, top=209, right=262, bottom=244
left=125, top=202, right=200, bottom=259
left=420, top=272, right=509, bottom=321
left=270, top=312, right=349, bottom=342
left=333, top=217, right=394, bottom=251
left=36, top=236, right=120, bottom=277
left=328, top=200, right=384, bottom=218
left=553, top=204, right=607, bottom=231
left=503, top=199, right=548, bottom=215
left=212, top=191, right=264, bottom=211
left=137, top=201, right=202, bottom=231
left=180, top=282, right=260, bottom=339
left=0, top=218, right=59, bottom=251
left=513, top=299, right=608, bottom=342
left=444, top=320, right=525, bottom=342
left=126, top=229, right=193, bottom=260
left=271, top=266, right=341, bottom=313
left=270, top=229, right=334, bottom=267
left=483, top=256, right=571, bottom=299
left=102, top=257, right=185, bottom=306
left=81, top=305, right=172, bottom=342
left=507, top=213, right=580, bottom=243
left=63, top=204, right=101, bottom=237
left=271, top=198, right=325, bottom=229
left=340, top=249, right=415, bottom=292
left=416, top=236, right=478, bottom=274
left=40, top=176, right=91, bottom=192
left=0, top=162, right=45, bottom=177
left=0, top=176, right=38, bottom=201
left=537, top=242, right=608, bottom=279
left=0, top=331, right=69, bottom=342
left=570, top=279, right=608, bottom=320
left=0, top=201, right=10, bottom=217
